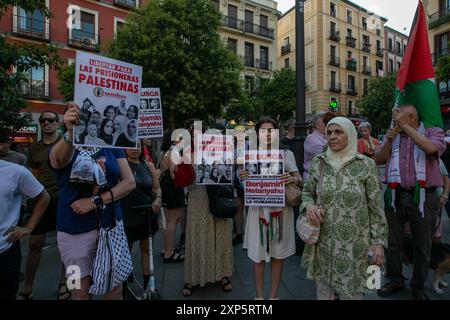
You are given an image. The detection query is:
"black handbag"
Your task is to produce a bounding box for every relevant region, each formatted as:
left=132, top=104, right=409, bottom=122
left=206, top=185, right=237, bottom=219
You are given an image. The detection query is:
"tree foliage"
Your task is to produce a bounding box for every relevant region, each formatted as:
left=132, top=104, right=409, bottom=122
left=356, top=74, right=396, bottom=132
left=257, top=68, right=296, bottom=124
left=436, top=55, right=450, bottom=85
left=107, top=0, right=242, bottom=129
left=0, top=1, right=60, bottom=132
left=57, top=62, right=75, bottom=102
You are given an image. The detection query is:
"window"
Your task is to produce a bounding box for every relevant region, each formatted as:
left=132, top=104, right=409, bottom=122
left=283, top=37, right=289, bottom=46
left=330, top=21, right=336, bottom=33
left=347, top=50, right=353, bottom=59
left=68, top=6, right=99, bottom=50
left=227, top=5, right=237, bottom=28
left=376, top=60, right=383, bottom=72
left=227, top=38, right=237, bottom=55
left=348, top=100, right=354, bottom=115
left=397, top=61, right=401, bottom=71
left=260, top=15, right=268, bottom=29
left=362, top=17, right=367, bottom=30
left=284, top=58, right=289, bottom=68
left=259, top=46, right=269, bottom=70
left=363, top=56, right=368, bottom=68
left=17, top=6, right=45, bottom=35
left=331, top=71, right=337, bottom=83
left=389, top=59, right=394, bottom=73
left=404, top=44, right=407, bottom=53
left=376, top=27, right=381, bottom=36
left=363, top=78, right=369, bottom=95
left=347, top=29, right=352, bottom=38
left=363, top=35, right=370, bottom=48
left=330, top=2, right=336, bottom=17
left=245, top=10, right=253, bottom=33
left=377, top=40, right=381, bottom=51
left=245, top=42, right=254, bottom=67
left=20, top=59, right=48, bottom=100
left=114, top=17, right=126, bottom=36
left=331, top=45, right=336, bottom=57
left=348, top=75, right=355, bottom=90
left=212, top=0, right=220, bottom=11
left=347, top=10, right=352, bottom=24
left=396, top=41, right=401, bottom=54
left=245, top=76, right=254, bottom=93
left=437, top=33, right=449, bottom=58
left=388, top=38, right=393, bottom=51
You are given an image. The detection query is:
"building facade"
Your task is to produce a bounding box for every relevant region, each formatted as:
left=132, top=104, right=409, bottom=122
left=424, top=0, right=450, bottom=129
left=277, top=0, right=387, bottom=123
left=0, top=0, right=146, bottom=142
left=384, top=26, right=408, bottom=76
left=213, top=0, right=280, bottom=93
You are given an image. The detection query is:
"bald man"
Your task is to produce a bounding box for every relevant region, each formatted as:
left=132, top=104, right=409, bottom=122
left=374, top=104, right=446, bottom=300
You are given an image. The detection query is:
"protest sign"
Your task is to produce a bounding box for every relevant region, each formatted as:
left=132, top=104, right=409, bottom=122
left=138, top=88, right=163, bottom=138
left=244, top=150, right=285, bottom=207
left=73, top=51, right=143, bottom=149
left=196, top=133, right=234, bottom=185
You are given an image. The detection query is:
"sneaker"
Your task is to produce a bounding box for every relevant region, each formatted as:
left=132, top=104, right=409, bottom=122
left=232, top=234, right=243, bottom=246
left=377, top=282, right=405, bottom=298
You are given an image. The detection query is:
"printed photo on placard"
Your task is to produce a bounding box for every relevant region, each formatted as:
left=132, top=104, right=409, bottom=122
left=138, top=88, right=164, bottom=138
left=73, top=51, right=143, bottom=149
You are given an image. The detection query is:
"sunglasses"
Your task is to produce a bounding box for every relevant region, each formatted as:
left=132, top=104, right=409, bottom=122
left=39, top=118, right=57, bottom=124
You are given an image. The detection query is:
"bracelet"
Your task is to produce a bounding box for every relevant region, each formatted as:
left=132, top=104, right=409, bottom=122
left=63, top=132, right=73, bottom=145
left=108, top=189, right=114, bottom=203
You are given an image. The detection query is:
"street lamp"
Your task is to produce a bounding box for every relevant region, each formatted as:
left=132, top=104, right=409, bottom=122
left=294, top=0, right=309, bottom=173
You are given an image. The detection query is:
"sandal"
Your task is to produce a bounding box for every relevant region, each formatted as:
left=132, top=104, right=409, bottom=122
left=160, top=246, right=181, bottom=258
left=57, top=283, right=71, bottom=300
left=17, top=292, right=33, bottom=300
left=219, top=277, right=232, bottom=292
left=163, top=252, right=185, bottom=263
left=182, top=283, right=193, bottom=297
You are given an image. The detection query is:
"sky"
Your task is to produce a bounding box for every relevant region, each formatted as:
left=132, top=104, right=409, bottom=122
left=276, top=0, right=419, bottom=35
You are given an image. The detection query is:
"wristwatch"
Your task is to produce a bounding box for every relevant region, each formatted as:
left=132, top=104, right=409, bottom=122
left=92, top=195, right=104, bottom=211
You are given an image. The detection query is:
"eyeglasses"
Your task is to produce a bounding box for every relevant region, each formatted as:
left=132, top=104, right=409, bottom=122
left=39, top=118, right=57, bottom=124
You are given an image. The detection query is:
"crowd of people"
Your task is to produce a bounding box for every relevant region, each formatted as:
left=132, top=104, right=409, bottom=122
left=0, top=101, right=449, bottom=301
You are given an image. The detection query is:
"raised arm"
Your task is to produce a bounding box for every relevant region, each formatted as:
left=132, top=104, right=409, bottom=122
left=49, top=102, right=80, bottom=169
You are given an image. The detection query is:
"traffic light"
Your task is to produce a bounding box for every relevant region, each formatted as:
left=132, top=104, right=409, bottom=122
left=329, top=98, right=338, bottom=112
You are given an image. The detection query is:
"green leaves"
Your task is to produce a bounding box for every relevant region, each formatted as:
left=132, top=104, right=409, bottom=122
left=356, top=75, right=396, bottom=133
left=436, top=54, right=450, bottom=85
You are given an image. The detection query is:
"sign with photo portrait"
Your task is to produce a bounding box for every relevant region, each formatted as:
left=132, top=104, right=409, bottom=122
left=196, top=134, right=234, bottom=186
left=73, top=51, right=143, bottom=149
left=244, top=150, right=285, bottom=207
left=138, top=88, right=164, bottom=138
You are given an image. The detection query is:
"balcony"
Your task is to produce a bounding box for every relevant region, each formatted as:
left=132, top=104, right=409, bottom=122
left=245, top=56, right=254, bottom=68
left=257, top=59, right=270, bottom=71
left=346, top=36, right=356, bottom=48
left=68, top=29, right=100, bottom=51
left=376, top=29, right=381, bottom=36
left=346, top=60, right=357, bottom=71
left=362, top=42, right=371, bottom=53
left=347, top=86, right=358, bottom=96
left=114, top=0, right=137, bottom=9
left=221, top=16, right=274, bottom=39
left=362, top=65, right=371, bottom=75
left=376, top=48, right=384, bottom=57
left=329, top=30, right=340, bottom=42
left=12, top=14, right=49, bottom=42
left=434, top=49, right=450, bottom=66
left=429, top=7, right=450, bottom=29
left=329, top=82, right=341, bottom=93
left=329, top=55, right=340, bottom=67
left=19, top=80, right=49, bottom=100
left=281, top=44, right=291, bottom=56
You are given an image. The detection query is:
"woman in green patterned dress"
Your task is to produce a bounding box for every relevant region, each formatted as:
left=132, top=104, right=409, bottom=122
left=300, top=117, right=388, bottom=300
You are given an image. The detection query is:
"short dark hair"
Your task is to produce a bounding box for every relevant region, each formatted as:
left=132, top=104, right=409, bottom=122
left=39, top=110, right=59, bottom=121
left=0, top=128, right=11, bottom=143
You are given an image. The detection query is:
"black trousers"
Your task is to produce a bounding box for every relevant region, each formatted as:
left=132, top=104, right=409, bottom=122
left=0, top=242, right=21, bottom=300
left=385, top=190, right=438, bottom=291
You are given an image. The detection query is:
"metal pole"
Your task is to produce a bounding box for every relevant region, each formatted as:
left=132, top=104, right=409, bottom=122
left=294, top=0, right=309, bottom=174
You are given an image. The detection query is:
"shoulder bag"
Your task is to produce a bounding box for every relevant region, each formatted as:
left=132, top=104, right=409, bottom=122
left=206, top=185, right=237, bottom=219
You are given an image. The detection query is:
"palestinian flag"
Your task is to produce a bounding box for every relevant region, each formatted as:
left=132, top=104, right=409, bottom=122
left=394, top=0, right=444, bottom=129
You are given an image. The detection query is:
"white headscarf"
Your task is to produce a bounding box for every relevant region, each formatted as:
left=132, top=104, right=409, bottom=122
left=325, top=117, right=357, bottom=173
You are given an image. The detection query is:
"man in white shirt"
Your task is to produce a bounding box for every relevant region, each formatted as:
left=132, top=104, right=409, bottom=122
left=0, top=160, right=49, bottom=300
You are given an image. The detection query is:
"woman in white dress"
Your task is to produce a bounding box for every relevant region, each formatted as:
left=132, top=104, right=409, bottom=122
left=240, top=117, right=302, bottom=300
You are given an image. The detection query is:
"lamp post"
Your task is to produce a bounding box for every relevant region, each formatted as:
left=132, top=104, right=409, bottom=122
left=294, top=0, right=309, bottom=173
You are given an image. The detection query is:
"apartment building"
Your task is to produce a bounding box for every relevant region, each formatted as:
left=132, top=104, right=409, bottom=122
left=424, top=0, right=450, bottom=128
left=277, top=0, right=387, bottom=123
left=213, top=0, right=280, bottom=93
left=384, top=26, right=408, bottom=75
left=0, top=0, right=146, bottom=142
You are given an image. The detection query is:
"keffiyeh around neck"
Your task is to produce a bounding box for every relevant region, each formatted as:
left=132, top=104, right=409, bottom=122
left=387, top=122, right=426, bottom=216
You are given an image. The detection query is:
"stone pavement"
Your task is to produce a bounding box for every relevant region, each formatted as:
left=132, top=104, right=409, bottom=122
left=18, top=212, right=450, bottom=300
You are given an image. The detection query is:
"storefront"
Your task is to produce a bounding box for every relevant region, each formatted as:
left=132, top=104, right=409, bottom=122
left=11, top=124, right=38, bottom=153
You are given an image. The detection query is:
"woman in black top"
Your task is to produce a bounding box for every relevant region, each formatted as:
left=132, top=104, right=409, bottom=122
left=99, top=119, right=114, bottom=145
left=122, top=139, right=162, bottom=291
